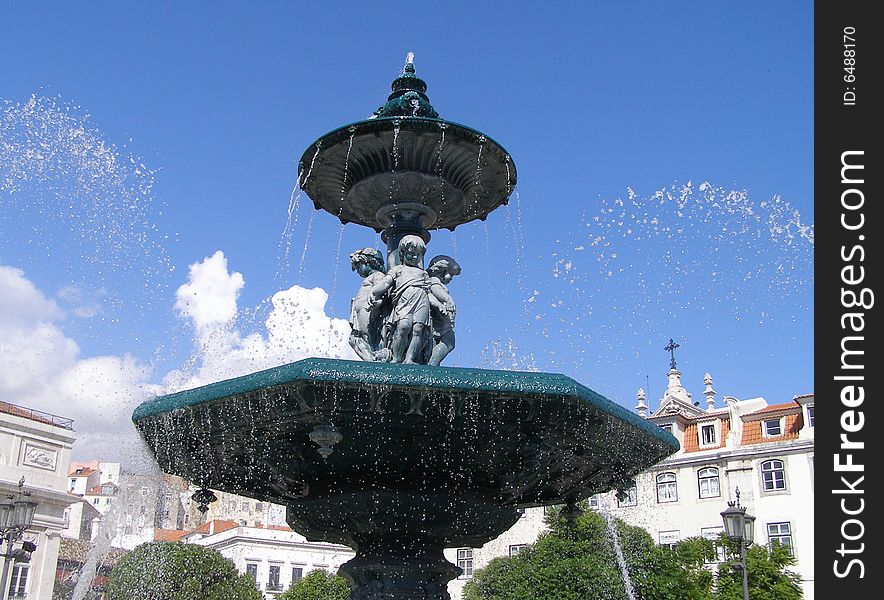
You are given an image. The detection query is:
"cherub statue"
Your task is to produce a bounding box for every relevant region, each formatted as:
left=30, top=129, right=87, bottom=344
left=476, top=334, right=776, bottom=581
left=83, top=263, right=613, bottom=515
left=426, top=255, right=461, bottom=366
left=348, top=247, right=390, bottom=362
left=370, top=235, right=432, bottom=364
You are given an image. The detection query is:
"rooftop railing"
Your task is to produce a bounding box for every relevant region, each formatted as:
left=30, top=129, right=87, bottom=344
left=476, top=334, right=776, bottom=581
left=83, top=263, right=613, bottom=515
left=0, top=400, right=75, bottom=430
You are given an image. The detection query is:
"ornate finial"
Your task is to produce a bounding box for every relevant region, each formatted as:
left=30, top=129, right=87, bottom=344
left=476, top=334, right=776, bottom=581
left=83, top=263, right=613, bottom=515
left=192, top=487, right=217, bottom=513
left=703, top=372, right=717, bottom=411
left=309, top=423, right=344, bottom=459
left=635, top=388, right=647, bottom=417
left=372, top=55, right=439, bottom=119
left=664, top=338, right=681, bottom=370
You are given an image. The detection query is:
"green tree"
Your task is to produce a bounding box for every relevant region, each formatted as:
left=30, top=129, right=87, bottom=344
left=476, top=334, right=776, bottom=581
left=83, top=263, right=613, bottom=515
left=464, top=507, right=717, bottom=600
left=466, top=508, right=655, bottom=600
left=106, top=541, right=263, bottom=600
left=278, top=569, right=350, bottom=600
left=715, top=540, right=803, bottom=600
left=630, top=537, right=716, bottom=600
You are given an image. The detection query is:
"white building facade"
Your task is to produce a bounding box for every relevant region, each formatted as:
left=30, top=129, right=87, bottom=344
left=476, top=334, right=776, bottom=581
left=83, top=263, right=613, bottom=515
left=0, top=401, right=78, bottom=600
left=445, top=369, right=814, bottom=600
left=184, top=521, right=354, bottom=598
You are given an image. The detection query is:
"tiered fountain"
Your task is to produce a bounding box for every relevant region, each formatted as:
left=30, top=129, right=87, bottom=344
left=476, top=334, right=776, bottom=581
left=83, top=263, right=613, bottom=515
left=133, top=56, right=678, bottom=600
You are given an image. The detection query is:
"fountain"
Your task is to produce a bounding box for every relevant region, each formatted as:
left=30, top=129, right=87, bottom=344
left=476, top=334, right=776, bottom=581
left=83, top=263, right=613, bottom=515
left=132, top=57, right=679, bottom=599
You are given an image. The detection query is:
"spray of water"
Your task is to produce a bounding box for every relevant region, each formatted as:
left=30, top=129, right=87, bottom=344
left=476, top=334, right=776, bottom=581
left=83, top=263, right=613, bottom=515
left=0, top=94, right=172, bottom=337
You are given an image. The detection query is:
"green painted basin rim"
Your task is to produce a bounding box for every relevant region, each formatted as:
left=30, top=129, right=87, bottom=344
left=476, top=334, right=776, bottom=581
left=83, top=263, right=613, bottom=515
left=300, top=117, right=515, bottom=168
left=131, top=357, right=678, bottom=451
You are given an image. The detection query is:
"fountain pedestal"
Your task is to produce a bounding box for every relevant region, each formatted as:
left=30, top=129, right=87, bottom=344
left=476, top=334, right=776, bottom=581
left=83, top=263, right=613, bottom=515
left=289, top=491, right=518, bottom=599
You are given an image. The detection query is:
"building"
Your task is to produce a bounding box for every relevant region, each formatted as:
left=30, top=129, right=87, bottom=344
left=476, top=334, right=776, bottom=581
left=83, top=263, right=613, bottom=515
left=0, top=400, right=78, bottom=600
left=60, top=498, right=102, bottom=542
left=444, top=368, right=815, bottom=600
left=53, top=538, right=128, bottom=599
left=197, top=489, right=287, bottom=530
left=182, top=520, right=354, bottom=598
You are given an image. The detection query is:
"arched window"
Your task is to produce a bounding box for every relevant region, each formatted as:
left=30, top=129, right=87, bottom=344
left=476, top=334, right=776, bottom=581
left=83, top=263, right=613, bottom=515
left=761, top=459, right=786, bottom=491
left=656, top=472, right=678, bottom=503
left=698, top=467, right=721, bottom=498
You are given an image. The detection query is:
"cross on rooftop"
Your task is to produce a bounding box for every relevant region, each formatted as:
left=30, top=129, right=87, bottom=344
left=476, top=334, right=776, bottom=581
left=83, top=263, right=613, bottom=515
left=664, top=338, right=681, bottom=370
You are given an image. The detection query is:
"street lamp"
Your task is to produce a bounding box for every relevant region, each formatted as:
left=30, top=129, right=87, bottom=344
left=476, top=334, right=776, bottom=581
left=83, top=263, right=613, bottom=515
left=720, top=487, right=755, bottom=600
left=0, top=478, right=39, bottom=600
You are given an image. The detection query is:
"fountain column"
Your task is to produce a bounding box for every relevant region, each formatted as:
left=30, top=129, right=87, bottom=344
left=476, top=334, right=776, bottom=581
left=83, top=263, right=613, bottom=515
left=377, top=203, right=436, bottom=268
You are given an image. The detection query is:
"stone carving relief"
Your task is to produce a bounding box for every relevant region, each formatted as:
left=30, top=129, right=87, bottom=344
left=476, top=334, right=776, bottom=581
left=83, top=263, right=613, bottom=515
left=22, top=443, right=58, bottom=471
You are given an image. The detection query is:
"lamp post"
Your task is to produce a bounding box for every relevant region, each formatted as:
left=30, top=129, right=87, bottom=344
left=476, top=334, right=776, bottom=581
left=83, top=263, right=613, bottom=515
left=0, top=478, right=39, bottom=600
left=720, top=487, right=755, bottom=600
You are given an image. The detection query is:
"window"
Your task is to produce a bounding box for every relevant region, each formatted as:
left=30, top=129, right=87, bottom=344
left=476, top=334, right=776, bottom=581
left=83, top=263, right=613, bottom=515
left=246, top=563, right=258, bottom=580
left=698, top=467, right=721, bottom=499
left=767, top=522, right=793, bottom=555
left=268, top=565, right=282, bottom=591
left=93, top=498, right=100, bottom=505
left=617, top=485, right=637, bottom=507
left=457, top=549, right=473, bottom=578
left=509, top=544, right=527, bottom=557
left=141, top=487, right=149, bottom=497
left=700, top=424, right=716, bottom=445
left=763, top=418, right=782, bottom=437
left=701, top=527, right=727, bottom=562
left=105, top=497, right=112, bottom=504
left=137, top=515, right=145, bottom=527
left=8, top=565, right=28, bottom=598
left=588, top=494, right=599, bottom=509
left=658, top=530, right=680, bottom=550
left=292, top=567, right=303, bottom=584
left=659, top=423, right=673, bottom=434
left=761, top=459, right=787, bottom=491
left=656, top=472, right=678, bottom=503
left=241, top=502, right=249, bottom=511
left=807, top=405, right=814, bottom=427
left=255, top=502, right=264, bottom=512
left=69, top=479, right=76, bottom=491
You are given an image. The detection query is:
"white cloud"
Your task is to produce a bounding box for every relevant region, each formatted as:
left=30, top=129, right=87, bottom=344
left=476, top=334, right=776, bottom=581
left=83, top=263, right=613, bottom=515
left=164, top=251, right=356, bottom=391
left=1, top=251, right=357, bottom=462
left=174, top=250, right=244, bottom=334
left=0, top=265, right=152, bottom=459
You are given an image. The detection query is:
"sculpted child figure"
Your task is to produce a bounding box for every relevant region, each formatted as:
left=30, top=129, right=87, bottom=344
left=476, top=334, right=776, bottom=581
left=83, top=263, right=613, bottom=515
left=370, top=235, right=432, bottom=364
left=348, top=247, right=390, bottom=362
left=426, top=255, right=461, bottom=366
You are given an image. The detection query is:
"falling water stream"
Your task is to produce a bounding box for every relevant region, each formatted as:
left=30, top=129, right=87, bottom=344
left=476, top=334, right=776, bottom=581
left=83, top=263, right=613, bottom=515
left=602, top=511, right=638, bottom=600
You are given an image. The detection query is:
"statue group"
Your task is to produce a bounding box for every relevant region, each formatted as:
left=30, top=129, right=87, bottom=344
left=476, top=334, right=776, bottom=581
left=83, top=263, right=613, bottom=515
left=348, top=235, right=460, bottom=366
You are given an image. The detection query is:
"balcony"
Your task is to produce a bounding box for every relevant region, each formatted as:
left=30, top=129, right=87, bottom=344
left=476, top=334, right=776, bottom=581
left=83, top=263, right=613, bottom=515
left=265, top=582, right=283, bottom=592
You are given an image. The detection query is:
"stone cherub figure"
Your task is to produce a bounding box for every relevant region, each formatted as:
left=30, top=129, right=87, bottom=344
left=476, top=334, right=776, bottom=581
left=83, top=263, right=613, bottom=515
left=369, top=235, right=432, bottom=364
left=426, top=255, right=461, bottom=366
left=348, top=247, right=391, bottom=362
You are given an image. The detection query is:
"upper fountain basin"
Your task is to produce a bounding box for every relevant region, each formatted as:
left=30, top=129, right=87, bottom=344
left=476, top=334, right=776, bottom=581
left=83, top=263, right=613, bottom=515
left=298, top=117, right=517, bottom=232
left=133, top=358, right=678, bottom=509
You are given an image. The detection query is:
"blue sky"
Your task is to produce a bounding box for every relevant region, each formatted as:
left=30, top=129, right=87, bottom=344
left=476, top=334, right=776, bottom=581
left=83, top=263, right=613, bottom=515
left=1, top=2, right=812, bottom=457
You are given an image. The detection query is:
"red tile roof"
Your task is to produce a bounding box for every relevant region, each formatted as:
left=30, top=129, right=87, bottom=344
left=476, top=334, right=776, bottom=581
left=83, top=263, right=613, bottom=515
left=85, top=483, right=119, bottom=495
left=793, top=393, right=814, bottom=400
left=0, top=400, right=74, bottom=429
left=68, top=467, right=96, bottom=478
left=154, top=529, right=189, bottom=542
left=741, top=413, right=802, bottom=445
left=744, top=401, right=801, bottom=417
left=191, top=519, right=240, bottom=536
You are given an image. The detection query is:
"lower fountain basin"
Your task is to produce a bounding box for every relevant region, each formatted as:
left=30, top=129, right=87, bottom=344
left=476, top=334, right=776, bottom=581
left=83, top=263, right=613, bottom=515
left=132, top=358, right=678, bottom=598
